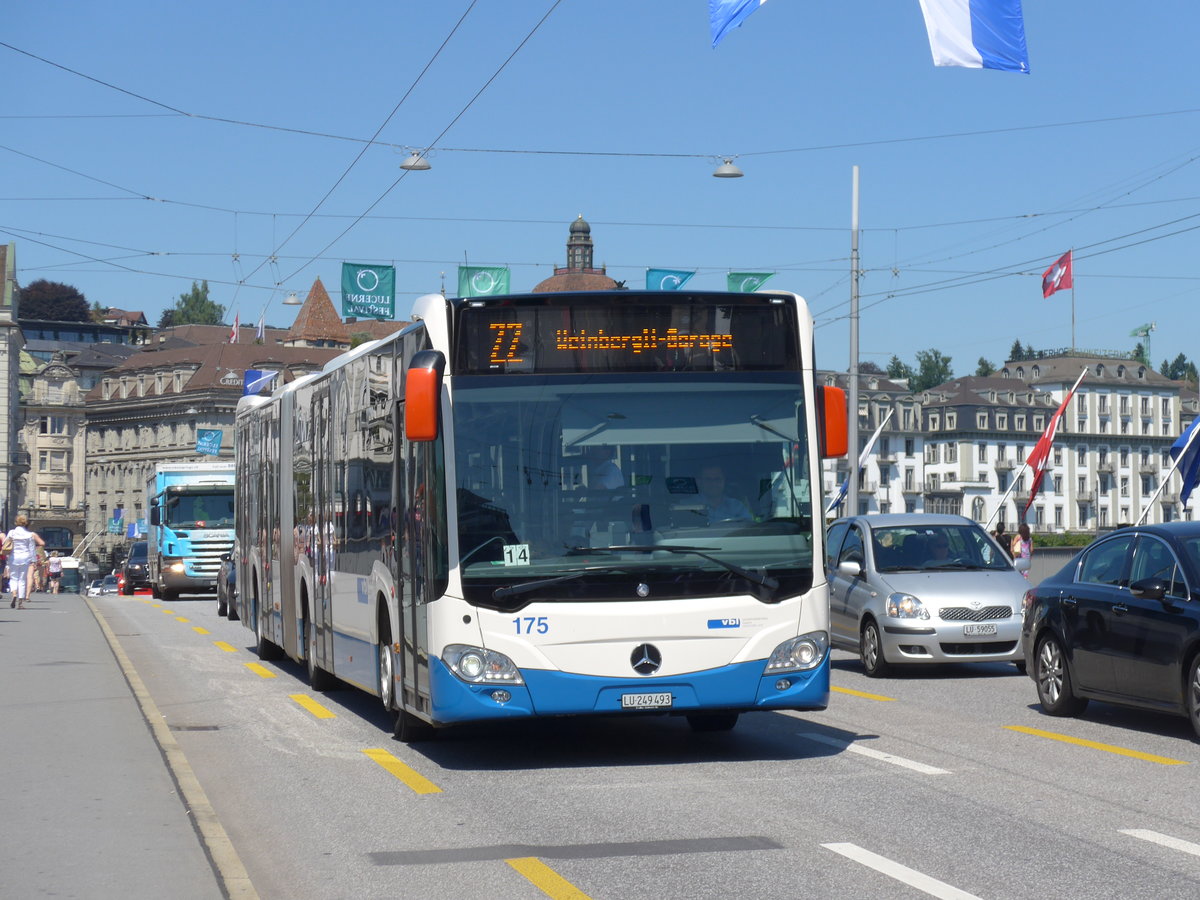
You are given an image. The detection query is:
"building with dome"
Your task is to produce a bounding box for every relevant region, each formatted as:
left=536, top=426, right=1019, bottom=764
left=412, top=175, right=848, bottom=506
left=531, top=215, right=623, bottom=292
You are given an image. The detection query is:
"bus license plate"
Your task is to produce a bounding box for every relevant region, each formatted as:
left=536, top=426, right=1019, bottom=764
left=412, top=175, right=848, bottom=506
left=963, top=623, right=997, bottom=636
left=621, top=692, right=673, bottom=709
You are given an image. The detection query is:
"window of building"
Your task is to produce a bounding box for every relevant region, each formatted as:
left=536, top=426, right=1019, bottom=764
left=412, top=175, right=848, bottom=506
left=946, top=443, right=958, bottom=463
left=904, top=438, right=915, bottom=456
left=1078, top=475, right=1086, bottom=494
left=997, top=413, right=1008, bottom=429
left=902, top=408, right=913, bottom=430
left=1100, top=507, right=1109, bottom=527
left=977, top=412, right=988, bottom=429
left=926, top=444, right=939, bottom=464
left=1053, top=448, right=1062, bottom=466
left=929, top=414, right=940, bottom=431
left=1017, top=445, right=1026, bottom=463
left=978, top=443, right=987, bottom=462
left=1015, top=414, right=1026, bottom=431
left=1053, top=476, right=1062, bottom=493
left=1098, top=396, right=1109, bottom=413
left=1120, top=449, right=1130, bottom=467
left=1055, top=506, right=1063, bottom=529
left=1078, top=446, right=1087, bottom=465
left=1121, top=476, right=1129, bottom=497
left=946, top=412, right=956, bottom=429
left=1162, top=398, right=1171, bottom=418
left=1099, top=420, right=1108, bottom=434
left=39, top=416, right=68, bottom=435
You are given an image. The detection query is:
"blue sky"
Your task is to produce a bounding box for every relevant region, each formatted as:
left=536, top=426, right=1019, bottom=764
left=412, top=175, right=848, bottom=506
left=5, top=1, right=1198, bottom=375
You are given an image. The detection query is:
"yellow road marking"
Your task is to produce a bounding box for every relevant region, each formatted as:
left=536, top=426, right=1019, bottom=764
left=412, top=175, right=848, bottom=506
left=506, top=857, right=592, bottom=900
left=162, top=609, right=175, bottom=615
left=175, top=616, right=190, bottom=623
left=139, top=599, right=154, bottom=605
left=1005, top=725, right=1189, bottom=765
left=361, top=748, right=442, bottom=795
left=213, top=641, right=237, bottom=653
left=833, top=685, right=897, bottom=702
left=290, top=693, right=337, bottom=719
left=245, top=663, right=276, bottom=679
left=193, top=626, right=210, bottom=635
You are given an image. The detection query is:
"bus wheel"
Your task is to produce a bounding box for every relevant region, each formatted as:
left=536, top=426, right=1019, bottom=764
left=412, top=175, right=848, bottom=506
left=686, top=713, right=739, bottom=733
left=305, top=619, right=336, bottom=691
left=378, top=640, right=395, bottom=711
left=393, top=709, right=434, bottom=743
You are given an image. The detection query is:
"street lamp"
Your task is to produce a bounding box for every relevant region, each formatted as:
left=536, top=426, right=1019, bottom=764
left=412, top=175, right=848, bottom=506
left=400, top=151, right=431, bottom=171
left=712, top=158, right=744, bottom=178
left=282, top=292, right=302, bottom=306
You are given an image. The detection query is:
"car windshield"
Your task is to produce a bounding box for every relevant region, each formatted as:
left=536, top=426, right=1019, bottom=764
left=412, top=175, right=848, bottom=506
left=451, top=372, right=816, bottom=609
left=102, top=575, right=118, bottom=588
left=871, top=524, right=1010, bottom=572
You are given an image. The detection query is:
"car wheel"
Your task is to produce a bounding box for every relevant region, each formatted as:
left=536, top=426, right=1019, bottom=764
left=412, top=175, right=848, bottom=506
left=1188, top=656, right=1200, bottom=741
left=687, top=713, right=739, bottom=732
left=1035, top=634, right=1087, bottom=717
left=860, top=619, right=891, bottom=678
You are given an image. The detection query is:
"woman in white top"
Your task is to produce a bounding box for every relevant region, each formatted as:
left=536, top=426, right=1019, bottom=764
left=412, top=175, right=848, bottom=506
left=8, top=514, right=45, bottom=609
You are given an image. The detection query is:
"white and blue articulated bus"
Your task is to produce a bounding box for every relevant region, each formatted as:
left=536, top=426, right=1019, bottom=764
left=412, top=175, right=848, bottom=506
left=234, top=290, right=847, bottom=740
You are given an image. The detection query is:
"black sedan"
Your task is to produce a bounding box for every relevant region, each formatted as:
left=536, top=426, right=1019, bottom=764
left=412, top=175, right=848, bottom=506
left=1021, top=521, right=1200, bottom=739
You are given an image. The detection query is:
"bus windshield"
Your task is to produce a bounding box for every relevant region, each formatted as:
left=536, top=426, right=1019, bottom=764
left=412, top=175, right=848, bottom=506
left=451, top=372, right=815, bottom=609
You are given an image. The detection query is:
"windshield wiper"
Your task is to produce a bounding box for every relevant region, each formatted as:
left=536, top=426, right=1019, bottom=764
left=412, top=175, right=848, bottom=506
left=492, top=566, right=621, bottom=601
left=571, top=544, right=779, bottom=589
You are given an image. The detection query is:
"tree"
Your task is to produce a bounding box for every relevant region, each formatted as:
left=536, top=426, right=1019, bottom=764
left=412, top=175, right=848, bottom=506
left=911, top=349, right=953, bottom=392
left=1162, top=353, right=1199, bottom=386
left=859, top=360, right=884, bottom=375
left=18, top=279, right=90, bottom=321
left=886, top=355, right=915, bottom=383
left=976, top=357, right=996, bottom=377
left=1009, top=340, right=1025, bottom=361
left=1131, top=342, right=1150, bottom=367
left=159, top=280, right=224, bottom=327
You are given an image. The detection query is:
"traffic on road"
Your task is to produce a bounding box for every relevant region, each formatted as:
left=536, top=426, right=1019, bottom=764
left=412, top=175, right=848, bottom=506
left=16, top=576, right=1193, bottom=900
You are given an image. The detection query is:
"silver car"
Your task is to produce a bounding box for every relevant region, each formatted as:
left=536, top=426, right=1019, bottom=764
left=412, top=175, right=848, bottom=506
left=825, top=513, right=1029, bottom=676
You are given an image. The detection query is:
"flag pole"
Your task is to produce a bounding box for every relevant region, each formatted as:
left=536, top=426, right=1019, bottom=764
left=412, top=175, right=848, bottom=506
left=1070, top=247, right=1076, bottom=350
left=1137, top=420, right=1200, bottom=525
left=984, top=366, right=1088, bottom=531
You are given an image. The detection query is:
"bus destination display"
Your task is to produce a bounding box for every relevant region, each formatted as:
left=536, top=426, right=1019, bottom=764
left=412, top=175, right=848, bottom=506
left=455, top=296, right=798, bottom=374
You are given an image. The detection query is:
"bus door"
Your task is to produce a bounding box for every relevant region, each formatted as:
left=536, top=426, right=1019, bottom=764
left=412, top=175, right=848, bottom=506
left=311, top=387, right=336, bottom=674
left=394, top=402, right=433, bottom=719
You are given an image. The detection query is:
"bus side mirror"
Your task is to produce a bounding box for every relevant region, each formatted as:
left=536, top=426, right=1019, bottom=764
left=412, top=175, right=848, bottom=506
left=819, top=385, right=848, bottom=458
left=405, top=350, right=446, bottom=442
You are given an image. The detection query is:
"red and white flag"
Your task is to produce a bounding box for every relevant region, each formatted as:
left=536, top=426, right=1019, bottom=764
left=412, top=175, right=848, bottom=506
left=229, top=313, right=239, bottom=344
left=1041, top=250, right=1073, bottom=298
left=1024, top=369, right=1086, bottom=516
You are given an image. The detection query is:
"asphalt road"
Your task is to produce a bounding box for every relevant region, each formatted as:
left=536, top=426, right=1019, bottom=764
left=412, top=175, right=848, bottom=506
left=8, top=589, right=1200, bottom=899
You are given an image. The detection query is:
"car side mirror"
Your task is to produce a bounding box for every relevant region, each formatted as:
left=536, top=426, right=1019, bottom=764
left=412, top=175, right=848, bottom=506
left=1129, top=577, right=1166, bottom=601
left=837, top=559, right=862, bottom=578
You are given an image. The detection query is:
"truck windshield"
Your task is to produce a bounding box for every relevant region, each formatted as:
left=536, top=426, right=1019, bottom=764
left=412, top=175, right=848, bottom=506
left=450, top=372, right=815, bottom=610
left=165, top=490, right=235, bottom=528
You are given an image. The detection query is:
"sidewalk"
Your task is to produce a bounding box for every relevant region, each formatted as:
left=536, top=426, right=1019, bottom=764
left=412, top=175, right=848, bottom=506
left=0, top=590, right=226, bottom=899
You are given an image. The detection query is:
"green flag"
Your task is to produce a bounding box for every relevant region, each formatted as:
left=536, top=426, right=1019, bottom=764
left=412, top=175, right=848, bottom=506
left=458, top=266, right=510, bottom=298
left=341, top=263, right=395, bottom=319
left=727, top=272, right=775, bottom=293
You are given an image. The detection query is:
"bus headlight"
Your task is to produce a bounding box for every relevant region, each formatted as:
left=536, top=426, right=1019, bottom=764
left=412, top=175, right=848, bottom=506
left=765, top=631, right=828, bottom=673
left=443, top=644, right=525, bottom=685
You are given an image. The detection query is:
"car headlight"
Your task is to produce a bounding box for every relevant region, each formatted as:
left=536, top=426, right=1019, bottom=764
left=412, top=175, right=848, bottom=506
left=765, top=631, right=829, bottom=673
left=886, top=592, right=929, bottom=619
left=168, top=562, right=187, bottom=574
left=442, top=644, right=524, bottom=685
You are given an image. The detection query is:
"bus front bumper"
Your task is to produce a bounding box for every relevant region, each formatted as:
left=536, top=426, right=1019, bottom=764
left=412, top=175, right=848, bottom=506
left=428, top=655, right=829, bottom=724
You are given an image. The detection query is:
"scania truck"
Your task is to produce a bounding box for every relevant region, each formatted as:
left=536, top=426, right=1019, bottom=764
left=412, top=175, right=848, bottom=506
left=146, top=461, right=236, bottom=601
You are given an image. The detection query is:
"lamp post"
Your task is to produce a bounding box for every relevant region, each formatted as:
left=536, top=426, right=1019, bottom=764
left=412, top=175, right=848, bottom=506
left=847, top=166, right=861, bottom=515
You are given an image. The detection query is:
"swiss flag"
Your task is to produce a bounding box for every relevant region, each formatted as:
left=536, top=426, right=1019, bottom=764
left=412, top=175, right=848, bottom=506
left=1042, top=250, right=1073, bottom=299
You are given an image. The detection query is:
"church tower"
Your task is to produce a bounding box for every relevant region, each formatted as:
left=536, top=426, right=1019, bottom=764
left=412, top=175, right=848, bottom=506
left=532, top=216, right=620, bottom=293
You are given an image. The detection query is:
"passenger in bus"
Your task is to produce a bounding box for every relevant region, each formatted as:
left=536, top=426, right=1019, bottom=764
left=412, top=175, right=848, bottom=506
left=696, top=465, right=752, bottom=524
left=584, top=445, right=624, bottom=490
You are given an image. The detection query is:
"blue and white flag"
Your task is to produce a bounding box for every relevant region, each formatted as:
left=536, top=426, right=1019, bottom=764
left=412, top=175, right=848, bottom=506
left=196, top=429, right=223, bottom=456
left=1170, top=417, right=1200, bottom=507
left=918, top=0, right=1029, bottom=73
left=646, top=268, right=695, bottom=291
left=710, top=0, right=768, bottom=47
left=243, top=369, right=279, bottom=396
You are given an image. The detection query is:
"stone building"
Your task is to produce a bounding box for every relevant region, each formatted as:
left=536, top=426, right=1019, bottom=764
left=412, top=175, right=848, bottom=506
left=531, top=216, right=622, bottom=292
left=0, top=243, right=25, bottom=528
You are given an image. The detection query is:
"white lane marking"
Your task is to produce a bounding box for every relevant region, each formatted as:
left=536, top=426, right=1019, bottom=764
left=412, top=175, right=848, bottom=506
left=822, top=843, right=982, bottom=900
left=1121, top=829, right=1200, bottom=858
left=798, top=731, right=951, bottom=775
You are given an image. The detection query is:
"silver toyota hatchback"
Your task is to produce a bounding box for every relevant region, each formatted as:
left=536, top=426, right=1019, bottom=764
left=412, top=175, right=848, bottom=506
left=825, top=513, right=1029, bottom=676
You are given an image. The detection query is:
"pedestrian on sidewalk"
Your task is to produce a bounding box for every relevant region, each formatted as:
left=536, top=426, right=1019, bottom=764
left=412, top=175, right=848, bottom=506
left=47, top=551, right=63, bottom=594
left=6, top=515, right=46, bottom=609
